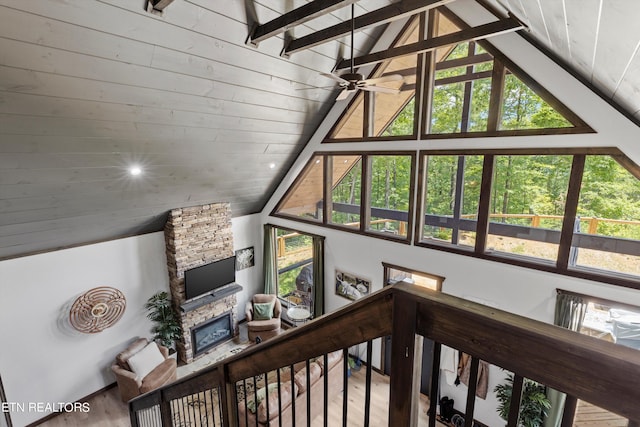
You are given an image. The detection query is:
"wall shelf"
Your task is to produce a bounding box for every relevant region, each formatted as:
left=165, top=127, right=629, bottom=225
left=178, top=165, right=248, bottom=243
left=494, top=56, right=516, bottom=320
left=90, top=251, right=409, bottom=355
left=180, top=283, right=243, bottom=313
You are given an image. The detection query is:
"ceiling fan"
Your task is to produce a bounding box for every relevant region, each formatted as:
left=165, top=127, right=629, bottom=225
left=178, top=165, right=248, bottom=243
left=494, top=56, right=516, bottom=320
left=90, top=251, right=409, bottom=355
left=321, top=4, right=403, bottom=101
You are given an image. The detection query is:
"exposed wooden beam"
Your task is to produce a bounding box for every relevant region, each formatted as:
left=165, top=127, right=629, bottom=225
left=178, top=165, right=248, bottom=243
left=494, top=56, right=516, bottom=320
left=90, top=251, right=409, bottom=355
left=335, top=16, right=525, bottom=70
left=282, top=0, right=455, bottom=57
left=249, top=0, right=359, bottom=46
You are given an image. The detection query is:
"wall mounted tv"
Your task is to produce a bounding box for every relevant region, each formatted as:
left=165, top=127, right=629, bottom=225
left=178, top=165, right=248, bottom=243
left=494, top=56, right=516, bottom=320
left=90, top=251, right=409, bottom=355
left=184, top=256, right=236, bottom=300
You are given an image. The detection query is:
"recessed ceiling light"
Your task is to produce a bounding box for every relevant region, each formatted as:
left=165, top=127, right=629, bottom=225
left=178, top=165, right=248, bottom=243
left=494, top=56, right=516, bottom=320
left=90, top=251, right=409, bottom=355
left=269, top=163, right=276, bottom=169
left=129, top=165, right=142, bottom=176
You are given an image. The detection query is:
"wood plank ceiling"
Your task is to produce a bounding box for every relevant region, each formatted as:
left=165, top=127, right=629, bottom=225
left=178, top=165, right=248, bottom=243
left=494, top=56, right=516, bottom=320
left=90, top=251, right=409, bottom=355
left=0, top=0, right=391, bottom=259
left=480, top=0, right=640, bottom=123
left=1, top=0, right=639, bottom=259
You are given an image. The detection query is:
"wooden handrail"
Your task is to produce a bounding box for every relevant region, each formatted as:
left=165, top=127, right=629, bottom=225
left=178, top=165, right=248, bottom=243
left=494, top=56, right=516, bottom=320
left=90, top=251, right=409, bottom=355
left=395, top=282, right=640, bottom=421
left=130, top=283, right=640, bottom=425
left=226, top=287, right=393, bottom=381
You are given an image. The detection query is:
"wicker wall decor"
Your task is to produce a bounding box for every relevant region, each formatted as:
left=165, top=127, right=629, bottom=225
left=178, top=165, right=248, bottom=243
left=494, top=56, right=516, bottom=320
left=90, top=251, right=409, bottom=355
left=69, top=286, right=126, bottom=333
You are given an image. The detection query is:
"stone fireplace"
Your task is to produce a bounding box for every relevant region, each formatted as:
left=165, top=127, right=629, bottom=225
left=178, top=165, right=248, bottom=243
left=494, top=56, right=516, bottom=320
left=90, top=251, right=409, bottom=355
left=164, top=202, right=240, bottom=364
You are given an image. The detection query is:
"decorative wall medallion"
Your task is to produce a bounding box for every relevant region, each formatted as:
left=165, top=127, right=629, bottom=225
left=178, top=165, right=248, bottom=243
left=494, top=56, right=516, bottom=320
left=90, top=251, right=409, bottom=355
left=69, top=287, right=126, bottom=333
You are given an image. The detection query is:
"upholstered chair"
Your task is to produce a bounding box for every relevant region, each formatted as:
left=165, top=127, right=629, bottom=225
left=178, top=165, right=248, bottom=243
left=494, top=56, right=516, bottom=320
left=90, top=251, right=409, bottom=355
left=245, top=294, right=282, bottom=342
left=111, top=338, right=177, bottom=402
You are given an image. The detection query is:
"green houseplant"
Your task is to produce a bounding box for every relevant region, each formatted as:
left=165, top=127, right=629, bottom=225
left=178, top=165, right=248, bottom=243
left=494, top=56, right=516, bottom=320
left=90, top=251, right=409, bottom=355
left=144, top=291, right=182, bottom=349
left=495, top=373, right=551, bottom=427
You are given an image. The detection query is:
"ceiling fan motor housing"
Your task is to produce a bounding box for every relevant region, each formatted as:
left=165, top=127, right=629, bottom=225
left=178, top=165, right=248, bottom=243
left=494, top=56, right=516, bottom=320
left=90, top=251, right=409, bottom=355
left=340, top=72, right=364, bottom=83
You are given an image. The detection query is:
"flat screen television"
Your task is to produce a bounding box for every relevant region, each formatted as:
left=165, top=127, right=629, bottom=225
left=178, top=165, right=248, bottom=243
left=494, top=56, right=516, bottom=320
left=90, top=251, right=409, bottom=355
left=184, top=256, right=236, bottom=300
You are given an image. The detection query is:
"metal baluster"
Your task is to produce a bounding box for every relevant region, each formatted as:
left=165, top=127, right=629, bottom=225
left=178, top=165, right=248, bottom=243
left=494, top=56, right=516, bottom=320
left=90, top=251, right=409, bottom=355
left=506, top=375, right=524, bottom=427
left=277, top=368, right=283, bottom=427
left=428, top=343, right=442, bottom=427
left=323, top=353, right=329, bottom=427
left=290, top=364, right=297, bottom=427
left=265, top=372, right=271, bottom=426
left=343, top=348, right=349, bottom=427
left=364, top=340, right=373, bottom=427
left=463, top=357, right=480, bottom=427
left=306, top=359, right=311, bottom=427
left=253, top=376, right=259, bottom=427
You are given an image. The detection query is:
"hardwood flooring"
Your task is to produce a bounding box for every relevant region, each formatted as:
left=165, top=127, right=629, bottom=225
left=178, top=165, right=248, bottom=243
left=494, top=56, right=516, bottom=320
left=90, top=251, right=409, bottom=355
left=574, top=400, right=628, bottom=427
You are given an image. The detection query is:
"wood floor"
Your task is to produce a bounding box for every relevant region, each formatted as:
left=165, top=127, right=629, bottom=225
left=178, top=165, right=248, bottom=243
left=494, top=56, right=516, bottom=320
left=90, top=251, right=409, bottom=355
left=574, top=400, right=628, bottom=427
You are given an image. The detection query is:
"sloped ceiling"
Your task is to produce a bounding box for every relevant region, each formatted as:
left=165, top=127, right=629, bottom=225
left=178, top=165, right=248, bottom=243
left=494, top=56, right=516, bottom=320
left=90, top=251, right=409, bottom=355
left=0, top=0, right=389, bottom=259
left=480, top=0, right=640, bottom=124
left=1, top=0, right=639, bottom=260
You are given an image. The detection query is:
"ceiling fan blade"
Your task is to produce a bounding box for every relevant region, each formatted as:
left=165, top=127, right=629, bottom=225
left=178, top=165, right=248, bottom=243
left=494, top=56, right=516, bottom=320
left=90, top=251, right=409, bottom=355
left=362, top=74, right=404, bottom=85
left=320, top=72, right=349, bottom=84
left=336, top=89, right=352, bottom=101
left=361, top=85, right=400, bottom=95
left=295, top=85, right=337, bottom=91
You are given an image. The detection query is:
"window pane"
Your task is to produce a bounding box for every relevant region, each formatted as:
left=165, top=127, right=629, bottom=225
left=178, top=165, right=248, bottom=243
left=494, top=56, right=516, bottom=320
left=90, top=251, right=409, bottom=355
left=275, top=228, right=314, bottom=316
left=468, top=78, right=491, bottom=132
left=570, top=156, right=640, bottom=277
left=330, top=155, right=362, bottom=229
left=430, top=82, right=464, bottom=134
left=329, top=94, right=364, bottom=139
left=421, top=155, right=482, bottom=248
left=276, top=155, right=323, bottom=221
left=487, top=155, right=572, bottom=262
left=500, top=73, right=572, bottom=130
left=368, top=155, right=412, bottom=238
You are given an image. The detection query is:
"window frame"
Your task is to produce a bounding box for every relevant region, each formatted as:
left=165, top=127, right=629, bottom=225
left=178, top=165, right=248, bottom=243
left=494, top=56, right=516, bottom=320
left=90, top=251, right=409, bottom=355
left=273, top=151, right=417, bottom=245
left=414, top=148, right=640, bottom=290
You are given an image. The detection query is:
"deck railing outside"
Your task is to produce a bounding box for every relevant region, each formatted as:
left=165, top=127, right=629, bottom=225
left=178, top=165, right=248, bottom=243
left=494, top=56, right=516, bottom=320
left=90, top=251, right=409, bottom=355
left=129, top=283, right=640, bottom=427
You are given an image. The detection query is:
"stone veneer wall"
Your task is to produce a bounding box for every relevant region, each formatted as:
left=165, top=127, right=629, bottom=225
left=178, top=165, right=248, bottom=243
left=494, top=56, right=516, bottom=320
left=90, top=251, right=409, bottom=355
left=164, top=202, right=238, bottom=364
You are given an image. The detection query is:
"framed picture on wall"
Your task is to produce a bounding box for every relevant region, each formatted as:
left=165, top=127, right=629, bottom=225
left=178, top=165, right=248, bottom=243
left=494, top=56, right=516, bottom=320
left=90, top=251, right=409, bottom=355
left=235, top=247, right=254, bottom=270
left=335, top=269, right=370, bottom=301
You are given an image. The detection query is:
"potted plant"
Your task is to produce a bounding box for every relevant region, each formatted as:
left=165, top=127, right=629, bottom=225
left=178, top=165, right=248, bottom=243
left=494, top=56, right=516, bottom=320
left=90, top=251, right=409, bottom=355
left=144, top=291, right=182, bottom=350
left=495, top=373, right=551, bottom=427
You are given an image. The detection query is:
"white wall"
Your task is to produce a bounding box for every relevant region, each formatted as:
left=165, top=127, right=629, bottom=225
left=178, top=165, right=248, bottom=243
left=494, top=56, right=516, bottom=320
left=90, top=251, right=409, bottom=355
left=232, top=214, right=263, bottom=320
left=0, top=232, right=169, bottom=426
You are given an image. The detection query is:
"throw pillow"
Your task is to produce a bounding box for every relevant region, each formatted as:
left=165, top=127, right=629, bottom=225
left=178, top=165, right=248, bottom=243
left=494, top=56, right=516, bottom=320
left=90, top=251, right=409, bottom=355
left=246, top=382, right=278, bottom=413
left=253, top=301, right=274, bottom=320
left=127, top=342, right=165, bottom=380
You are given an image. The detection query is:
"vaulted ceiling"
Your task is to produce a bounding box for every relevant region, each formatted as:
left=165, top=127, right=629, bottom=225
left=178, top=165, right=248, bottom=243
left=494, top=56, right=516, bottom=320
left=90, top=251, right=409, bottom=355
left=0, top=0, right=638, bottom=260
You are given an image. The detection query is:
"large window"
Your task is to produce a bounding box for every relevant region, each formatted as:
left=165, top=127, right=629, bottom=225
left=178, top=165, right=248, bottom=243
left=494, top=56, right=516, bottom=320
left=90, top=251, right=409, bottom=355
left=275, top=152, right=416, bottom=243
left=570, top=156, right=640, bottom=277
left=367, top=155, right=413, bottom=238
left=486, top=155, right=572, bottom=263
left=420, top=154, right=483, bottom=248
left=324, top=9, right=591, bottom=142
left=329, top=155, right=362, bottom=229
left=274, top=227, right=314, bottom=315
left=275, top=149, right=640, bottom=289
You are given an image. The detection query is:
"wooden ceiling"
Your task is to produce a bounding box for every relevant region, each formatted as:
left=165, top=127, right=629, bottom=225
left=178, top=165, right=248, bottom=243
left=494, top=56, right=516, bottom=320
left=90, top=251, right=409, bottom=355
left=0, top=0, right=392, bottom=259
left=1, top=0, right=639, bottom=259
left=479, top=0, right=640, bottom=124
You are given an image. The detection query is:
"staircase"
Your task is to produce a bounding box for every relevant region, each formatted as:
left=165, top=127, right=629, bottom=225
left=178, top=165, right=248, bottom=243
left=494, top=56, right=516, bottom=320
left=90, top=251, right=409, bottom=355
left=129, top=282, right=640, bottom=427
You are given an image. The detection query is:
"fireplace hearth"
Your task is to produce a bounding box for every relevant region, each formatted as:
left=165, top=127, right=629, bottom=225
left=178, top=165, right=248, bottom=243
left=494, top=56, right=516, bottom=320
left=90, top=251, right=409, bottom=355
left=191, top=311, right=233, bottom=357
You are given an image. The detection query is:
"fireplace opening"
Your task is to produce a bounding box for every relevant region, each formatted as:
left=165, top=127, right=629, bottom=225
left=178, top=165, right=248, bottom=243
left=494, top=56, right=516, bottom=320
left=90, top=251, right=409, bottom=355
left=191, top=311, right=233, bottom=357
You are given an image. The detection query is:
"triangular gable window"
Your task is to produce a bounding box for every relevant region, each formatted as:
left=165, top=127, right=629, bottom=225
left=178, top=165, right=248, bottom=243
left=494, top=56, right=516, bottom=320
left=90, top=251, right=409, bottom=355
left=324, top=8, right=591, bottom=142
left=275, top=155, right=324, bottom=222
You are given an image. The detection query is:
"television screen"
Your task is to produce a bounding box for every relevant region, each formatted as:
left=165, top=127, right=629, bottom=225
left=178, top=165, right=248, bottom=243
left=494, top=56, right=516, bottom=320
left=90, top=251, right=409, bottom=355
left=184, top=256, right=236, bottom=300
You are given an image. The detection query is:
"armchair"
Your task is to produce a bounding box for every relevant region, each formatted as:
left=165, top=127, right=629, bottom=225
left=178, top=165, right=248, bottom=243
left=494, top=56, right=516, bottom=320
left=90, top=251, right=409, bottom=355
left=245, top=294, right=282, bottom=342
left=111, top=338, right=177, bottom=402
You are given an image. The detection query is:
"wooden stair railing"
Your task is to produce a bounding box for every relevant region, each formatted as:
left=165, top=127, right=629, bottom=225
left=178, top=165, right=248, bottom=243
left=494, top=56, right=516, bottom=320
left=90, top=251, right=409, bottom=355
left=129, top=283, right=640, bottom=426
